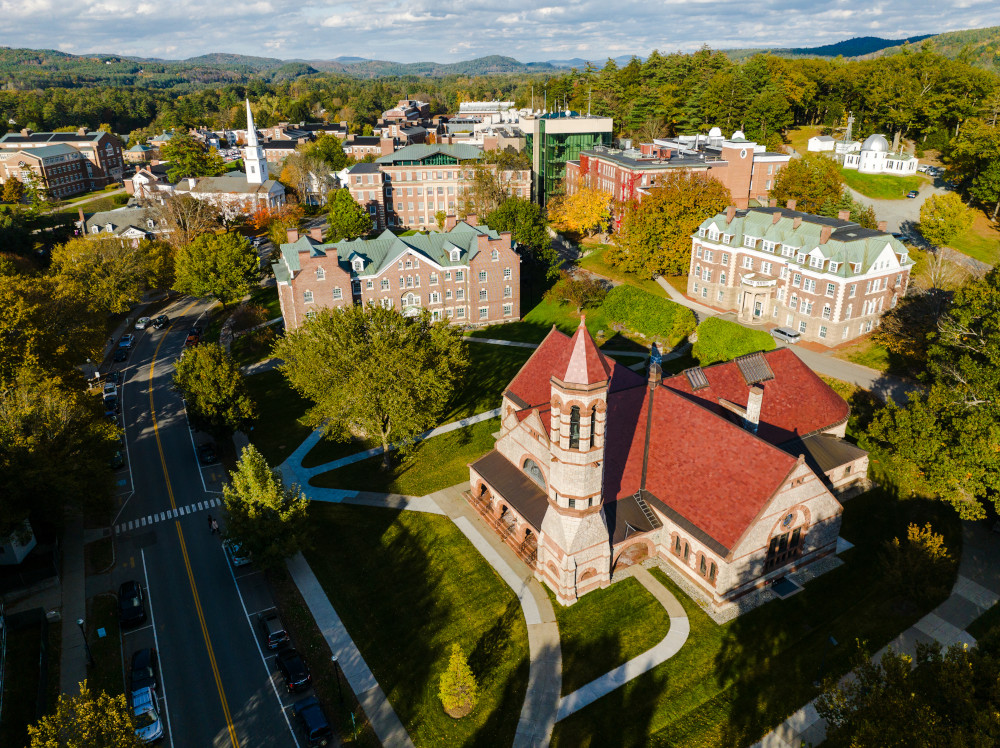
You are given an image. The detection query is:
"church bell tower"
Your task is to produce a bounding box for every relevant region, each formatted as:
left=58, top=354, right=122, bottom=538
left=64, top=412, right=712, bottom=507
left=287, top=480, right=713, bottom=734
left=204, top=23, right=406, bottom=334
left=244, top=98, right=268, bottom=185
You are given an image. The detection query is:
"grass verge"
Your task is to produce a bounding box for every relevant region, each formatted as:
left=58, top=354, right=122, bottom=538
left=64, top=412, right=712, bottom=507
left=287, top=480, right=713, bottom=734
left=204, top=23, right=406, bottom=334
left=577, top=243, right=668, bottom=298
left=303, top=504, right=530, bottom=747
left=244, top=368, right=313, bottom=466
left=84, top=537, right=114, bottom=575
left=551, top=489, right=962, bottom=748
left=841, top=169, right=926, bottom=200
left=310, top=419, right=497, bottom=496
left=947, top=212, right=1000, bottom=266
left=831, top=337, right=891, bottom=372
left=550, top=577, right=672, bottom=695
left=85, top=593, right=123, bottom=697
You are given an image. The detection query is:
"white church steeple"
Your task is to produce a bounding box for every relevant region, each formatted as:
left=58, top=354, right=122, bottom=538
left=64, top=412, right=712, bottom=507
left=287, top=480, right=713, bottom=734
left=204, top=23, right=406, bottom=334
left=244, top=98, right=268, bottom=185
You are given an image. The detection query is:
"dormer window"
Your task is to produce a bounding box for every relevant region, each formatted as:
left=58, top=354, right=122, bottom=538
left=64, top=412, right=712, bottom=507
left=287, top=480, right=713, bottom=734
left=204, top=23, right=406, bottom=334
left=105, top=224, right=113, bottom=233
left=698, top=227, right=707, bottom=238
left=762, top=240, right=775, bottom=252
left=796, top=252, right=806, bottom=264
left=450, top=248, right=461, bottom=262
left=352, top=258, right=363, bottom=272
left=809, top=255, right=824, bottom=269
left=743, top=235, right=756, bottom=248
left=782, top=246, right=794, bottom=257
left=722, top=233, right=733, bottom=244
left=146, top=219, right=155, bottom=229
left=708, top=229, right=718, bottom=241
left=851, top=262, right=862, bottom=274
left=90, top=226, right=98, bottom=234
left=829, top=261, right=839, bottom=272
left=899, top=252, right=908, bottom=264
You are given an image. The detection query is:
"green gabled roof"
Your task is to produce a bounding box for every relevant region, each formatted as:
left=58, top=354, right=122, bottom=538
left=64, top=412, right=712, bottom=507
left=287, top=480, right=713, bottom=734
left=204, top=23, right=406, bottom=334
left=375, top=143, right=482, bottom=165
left=697, top=208, right=913, bottom=277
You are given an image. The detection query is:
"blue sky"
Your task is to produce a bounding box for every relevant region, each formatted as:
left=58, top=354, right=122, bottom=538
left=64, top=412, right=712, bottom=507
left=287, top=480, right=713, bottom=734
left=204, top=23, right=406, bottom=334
left=2, top=0, right=999, bottom=62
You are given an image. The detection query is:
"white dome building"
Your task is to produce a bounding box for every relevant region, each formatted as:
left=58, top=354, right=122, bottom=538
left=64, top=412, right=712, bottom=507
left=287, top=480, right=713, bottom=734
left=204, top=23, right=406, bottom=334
left=844, top=133, right=919, bottom=176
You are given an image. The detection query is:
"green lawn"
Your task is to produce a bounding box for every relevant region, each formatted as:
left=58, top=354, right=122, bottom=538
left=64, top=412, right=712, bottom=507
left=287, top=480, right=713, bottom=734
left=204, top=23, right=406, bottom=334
left=86, top=593, right=123, bottom=698
left=832, top=338, right=891, bottom=373
left=784, top=126, right=824, bottom=155
left=247, top=284, right=282, bottom=321
left=309, top=418, right=498, bottom=496
left=947, top=213, right=1000, bottom=266
left=550, top=577, right=672, bottom=695
left=0, top=621, right=44, bottom=748
left=303, top=504, right=529, bottom=747
left=244, top=368, right=313, bottom=466
left=840, top=169, right=926, bottom=200
left=551, top=489, right=962, bottom=747
left=577, top=243, right=669, bottom=299
left=54, top=193, right=128, bottom=215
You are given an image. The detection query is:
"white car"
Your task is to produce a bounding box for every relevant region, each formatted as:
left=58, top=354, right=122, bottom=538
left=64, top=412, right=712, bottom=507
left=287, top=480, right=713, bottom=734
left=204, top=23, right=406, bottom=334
left=135, top=317, right=151, bottom=330
left=130, top=687, right=164, bottom=743
left=102, top=381, right=117, bottom=398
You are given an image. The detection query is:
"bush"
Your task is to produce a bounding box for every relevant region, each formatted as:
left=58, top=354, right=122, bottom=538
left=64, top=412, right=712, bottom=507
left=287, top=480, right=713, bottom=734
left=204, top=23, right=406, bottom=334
left=691, top=317, right=776, bottom=365
left=231, top=303, right=269, bottom=332
left=600, top=285, right=696, bottom=345
left=879, top=522, right=953, bottom=607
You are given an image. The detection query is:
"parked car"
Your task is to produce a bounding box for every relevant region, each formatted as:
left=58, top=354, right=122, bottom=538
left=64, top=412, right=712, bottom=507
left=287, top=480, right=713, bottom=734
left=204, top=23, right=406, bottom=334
left=130, top=687, right=164, bottom=743
left=257, top=611, right=290, bottom=650
left=196, top=443, right=219, bottom=465
left=184, top=334, right=200, bottom=348
left=103, top=381, right=118, bottom=398
left=223, top=539, right=251, bottom=568
left=104, top=394, right=119, bottom=419
left=106, top=370, right=124, bottom=386
left=907, top=190, right=920, bottom=199
left=130, top=647, right=159, bottom=691
left=152, top=315, right=170, bottom=330
left=771, top=327, right=802, bottom=344
left=110, top=450, right=125, bottom=470
left=189, top=326, right=203, bottom=337
left=119, top=334, right=135, bottom=348
left=135, top=317, right=151, bottom=330
left=119, top=580, right=146, bottom=627
left=293, top=697, right=332, bottom=746
left=113, top=347, right=129, bottom=363
left=276, top=649, right=312, bottom=693
left=917, top=164, right=930, bottom=173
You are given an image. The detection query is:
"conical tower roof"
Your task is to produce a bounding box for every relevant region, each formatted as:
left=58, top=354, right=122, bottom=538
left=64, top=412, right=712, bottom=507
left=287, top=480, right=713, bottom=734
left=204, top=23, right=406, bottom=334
left=561, top=316, right=611, bottom=386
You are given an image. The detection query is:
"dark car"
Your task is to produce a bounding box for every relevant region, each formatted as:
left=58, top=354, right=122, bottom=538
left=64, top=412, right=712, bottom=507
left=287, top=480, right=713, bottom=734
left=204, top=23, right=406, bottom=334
left=189, top=326, right=203, bottom=337
left=119, top=581, right=146, bottom=628
left=105, top=370, right=124, bottom=386
left=196, top=443, right=219, bottom=465
left=907, top=190, right=919, bottom=198
left=130, top=647, right=158, bottom=692
left=119, top=333, right=135, bottom=348
left=152, top=315, right=170, bottom=330
left=184, top=334, right=200, bottom=348
left=110, top=450, right=125, bottom=469
left=293, top=697, right=332, bottom=746
left=276, top=649, right=312, bottom=693
left=257, top=611, right=290, bottom=650
left=104, top=394, right=119, bottom=419
left=113, top=347, right=129, bottom=362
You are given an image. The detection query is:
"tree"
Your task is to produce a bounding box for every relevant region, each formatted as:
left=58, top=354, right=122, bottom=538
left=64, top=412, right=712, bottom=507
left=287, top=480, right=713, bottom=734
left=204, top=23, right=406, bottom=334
left=278, top=150, right=329, bottom=204
left=547, top=185, right=614, bottom=238
left=174, top=232, right=259, bottom=309
left=222, top=444, right=309, bottom=569
left=159, top=131, right=225, bottom=182
left=275, top=305, right=468, bottom=468
left=0, top=367, right=118, bottom=540
left=28, top=681, right=145, bottom=748
left=769, top=153, right=844, bottom=214
left=0, top=205, right=32, bottom=255
left=173, top=343, right=256, bottom=440
left=461, top=151, right=530, bottom=219
left=438, top=643, right=478, bottom=718
left=154, top=193, right=221, bottom=247
left=546, top=273, right=608, bottom=313
left=947, top=118, right=1000, bottom=219
left=816, top=637, right=1000, bottom=748
left=51, top=237, right=172, bottom=315
left=2, top=177, right=24, bottom=204
left=918, top=192, right=974, bottom=247
left=818, top=191, right=878, bottom=229
left=325, top=188, right=372, bottom=242
left=607, top=171, right=731, bottom=277
left=305, top=132, right=350, bottom=172
left=484, top=196, right=559, bottom=278
left=879, top=522, right=952, bottom=607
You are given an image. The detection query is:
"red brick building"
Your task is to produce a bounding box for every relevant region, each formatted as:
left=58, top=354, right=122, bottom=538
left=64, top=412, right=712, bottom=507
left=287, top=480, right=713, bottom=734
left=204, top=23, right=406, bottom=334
left=273, top=222, right=521, bottom=330
left=469, top=328, right=867, bottom=613
left=0, top=143, right=90, bottom=199
left=0, top=128, right=124, bottom=189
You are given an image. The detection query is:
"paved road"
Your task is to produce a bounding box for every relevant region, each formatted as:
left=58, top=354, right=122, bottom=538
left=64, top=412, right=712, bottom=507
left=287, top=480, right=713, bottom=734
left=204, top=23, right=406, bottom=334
left=109, top=298, right=301, bottom=748
left=844, top=176, right=948, bottom=235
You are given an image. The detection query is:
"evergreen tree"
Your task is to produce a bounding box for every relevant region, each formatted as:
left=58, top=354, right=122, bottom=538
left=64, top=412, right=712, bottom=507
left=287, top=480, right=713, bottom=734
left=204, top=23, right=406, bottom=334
left=439, top=643, right=478, bottom=717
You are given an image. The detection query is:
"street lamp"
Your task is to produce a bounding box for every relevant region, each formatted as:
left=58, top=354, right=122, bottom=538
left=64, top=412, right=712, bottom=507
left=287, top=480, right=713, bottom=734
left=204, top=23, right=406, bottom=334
left=76, top=618, right=95, bottom=668
left=331, top=654, right=356, bottom=739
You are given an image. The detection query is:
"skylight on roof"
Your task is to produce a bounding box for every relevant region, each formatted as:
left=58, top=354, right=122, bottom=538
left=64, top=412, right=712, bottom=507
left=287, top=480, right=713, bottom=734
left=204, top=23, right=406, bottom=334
left=735, top=353, right=775, bottom=385
left=683, top=367, right=710, bottom=390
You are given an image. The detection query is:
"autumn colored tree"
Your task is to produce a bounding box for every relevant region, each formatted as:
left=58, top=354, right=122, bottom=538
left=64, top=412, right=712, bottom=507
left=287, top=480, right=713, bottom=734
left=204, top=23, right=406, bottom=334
left=548, top=185, right=614, bottom=237
left=2, top=177, right=24, bottom=204
left=918, top=192, right=974, bottom=247
left=29, top=681, right=145, bottom=748
left=607, top=171, right=731, bottom=277
left=770, top=153, right=844, bottom=214
left=439, top=644, right=478, bottom=718
left=155, top=193, right=221, bottom=247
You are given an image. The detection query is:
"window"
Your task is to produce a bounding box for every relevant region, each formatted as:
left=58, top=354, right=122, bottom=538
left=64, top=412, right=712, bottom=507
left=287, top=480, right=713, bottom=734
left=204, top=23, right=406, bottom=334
left=503, top=286, right=512, bottom=298
left=849, top=284, right=856, bottom=298
left=709, top=563, right=717, bottom=583
left=478, top=271, right=487, bottom=282
left=568, top=499, right=576, bottom=509
left=405, top=259, right=412, bottom=269
left=445, top=271, right=451, bottom=281
left=704, top=270, right=712, bottom=282
left=479, top=307, right=488, bottom=320
left=718, top=290, right=724, bottom=301
left=366, top=279, right=374, bottom=290
left=762, top=240, right=775, bottom=252
left=799, top=320, right=807, bottom=333
left=332, top=287, right=342, bottom=300
left=450, top=249, right=460, bottom=261
left=491, top=249, right=499, bottom=261
left=793, top=273, right=801, bottom=287
left=802, top=300, right=813, bottom=315
left=381, top=279, right=390, bottom=290
left=504, top=267, right=512, bottom=279
left=829, top=262, right=839, bottom=273
left=699, top=555, right=707, bottom=575
left=761, top=261, right=772, bottom=275
left=782, top=245, right=794, bottom=257
left=826, top=282, right=836, bottom=297
left=842, top=326, right=850, bottom=339
left=479, top=288, right=488, bottom=301
left=303, top=290, right=314, bottom=304
left=673, top=536, right=682, bottom=555
left=742, top=256, right=754, bottom=270
left=695, top=266, right=702, bottom=279
left=399, top=276, right=404, bottom=288
left=430, top=273, right=438, bottom=285
left=456, top=271, right=464, bottom=282
left=430, top=292, right=440, bottom=304
left=720, top=272, right=727, bottom=285
left=503, top=303, right=512, bottom=316
left=704, top=250, right=713, bottom=262
left=683, top=542, right=690, bottom=562
left=406, top=276, right=413, bottom=288
left=702, top=287, right=708, bottom=298
left=696, top=246, right=703, bottom=259
left=822, top=304, right=831, bottom=320
left=380, top=298, right=393, bottom=309
left=352, top=258, right=363, bottom=272
left=456, top=288, right=464, bottom=300
left=523, top=459, right=545, bottom=488
left=743, top=235, right=756, bottom=248
left=819, top=325, right=828, bottom=338
left=796, top=252, right=806, bottom=264
left=445, top=289, right=452, bottom=299
left=315, top=268, right=325, bottom=281
left=456, top=307, right=465, bottom=318
left=809, top=255, right=823, bottom=269
left=721, top=252, right=729, bottom=265
left=305, top=309, right=316, bottom=319
left=803, top=278, right=816, bottom=293
left=569, top=406, right=581, bottom=449
left=790, top=295, right=798, bottom=310
left=865, top=280, right=872, bottom=294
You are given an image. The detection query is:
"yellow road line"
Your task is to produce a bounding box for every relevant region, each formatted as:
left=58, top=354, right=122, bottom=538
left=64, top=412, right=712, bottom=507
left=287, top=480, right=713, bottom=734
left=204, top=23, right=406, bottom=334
left=148, top=305, right=241, bottom=748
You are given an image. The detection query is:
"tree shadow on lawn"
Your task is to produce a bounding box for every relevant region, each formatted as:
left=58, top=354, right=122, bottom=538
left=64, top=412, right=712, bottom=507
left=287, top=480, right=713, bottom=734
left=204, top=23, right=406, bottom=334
left=711, top=488, right=963, bottom=747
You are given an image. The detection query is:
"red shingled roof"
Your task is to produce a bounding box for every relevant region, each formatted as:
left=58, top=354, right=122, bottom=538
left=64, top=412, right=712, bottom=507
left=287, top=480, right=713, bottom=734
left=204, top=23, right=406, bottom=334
left=562, top=318, right=611, bottom=385
left=661, top=348, right=848, bottom=445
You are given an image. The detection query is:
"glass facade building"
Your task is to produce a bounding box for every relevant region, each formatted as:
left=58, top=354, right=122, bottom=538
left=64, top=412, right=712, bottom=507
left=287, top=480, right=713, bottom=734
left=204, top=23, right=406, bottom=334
left=522, top=113, right=613, bottom=206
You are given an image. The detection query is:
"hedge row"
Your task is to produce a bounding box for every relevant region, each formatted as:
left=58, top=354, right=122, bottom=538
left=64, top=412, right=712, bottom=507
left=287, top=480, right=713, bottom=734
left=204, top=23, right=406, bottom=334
left=692, top=316, right=775, bottom=366
left=600, top=285, right=696, bottom=345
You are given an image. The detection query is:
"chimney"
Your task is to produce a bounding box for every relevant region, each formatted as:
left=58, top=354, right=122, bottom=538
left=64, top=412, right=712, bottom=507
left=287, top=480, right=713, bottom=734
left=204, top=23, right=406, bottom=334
left=745, top=384, right=764, bottom=433
left=877, top=220, right=887, bottom=232
left=726, top=205, right=736, bottom=224
left=78, top=207, right=85, bottom=225
left=785, top=199, right=797, bottom=210
left=20, top=128, right=31, bottom=136
left=309, top=227, right=323, bottom=241
left=380, top=137, right=394, bottom=156
left=793, top=216, right=802, bottom=229
left=286, top=228, right=299, bottom=243
left=772, top=210, right=781, bottom=225
left=444, top=214, right=458, bottom=231
left=820, top=226, right=832, bottom=244
left=768, top=198, right=777, bottom=208
left=186, top=177, right=197, bottom=190
left=838, top=209, right=851, bottom=220
left=77, top=127, right=88, bottom=136
left=465, top=213, right=478, bottom=226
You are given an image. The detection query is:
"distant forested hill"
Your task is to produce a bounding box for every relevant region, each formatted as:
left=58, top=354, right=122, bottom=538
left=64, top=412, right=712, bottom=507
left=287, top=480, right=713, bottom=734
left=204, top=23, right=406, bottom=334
left=724, top=34, right=934, bottom=61
left=876, top=26, right=1000, bottom=73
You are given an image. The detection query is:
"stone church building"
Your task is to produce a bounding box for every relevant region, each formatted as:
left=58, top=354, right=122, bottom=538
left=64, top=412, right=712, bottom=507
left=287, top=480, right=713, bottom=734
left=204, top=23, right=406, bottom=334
left=469, top=322, right=868, bottom=611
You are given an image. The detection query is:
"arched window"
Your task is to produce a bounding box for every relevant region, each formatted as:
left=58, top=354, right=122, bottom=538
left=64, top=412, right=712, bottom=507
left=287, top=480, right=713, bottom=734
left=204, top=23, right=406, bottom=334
left=523, top=459, right=545, bottom=489
left=683, top=542, right=690, bottom=562
left=589, top=406, right=597, bottom=448
left=699, top=555, right=707, bottom=575
left=709, top=563, right=717, bottom=583
left=568, top=406, right=581, bottom=449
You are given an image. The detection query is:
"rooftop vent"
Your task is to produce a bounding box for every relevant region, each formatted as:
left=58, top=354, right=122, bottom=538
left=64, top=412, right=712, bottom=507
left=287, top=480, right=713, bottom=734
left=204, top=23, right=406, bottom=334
left=735, top=352, right=775, bottom=386
left=683, top=366, right=710, bottom=390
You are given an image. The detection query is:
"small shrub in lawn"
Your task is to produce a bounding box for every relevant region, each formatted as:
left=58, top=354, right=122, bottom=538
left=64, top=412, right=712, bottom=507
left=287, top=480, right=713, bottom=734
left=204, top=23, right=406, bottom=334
left=439, top=643, right=478, bottom=718
left=231, top=303, right=269, bottom=332
left=692, top=317, right=775, bottom=366
left=600, top=285, right=696, bottom=345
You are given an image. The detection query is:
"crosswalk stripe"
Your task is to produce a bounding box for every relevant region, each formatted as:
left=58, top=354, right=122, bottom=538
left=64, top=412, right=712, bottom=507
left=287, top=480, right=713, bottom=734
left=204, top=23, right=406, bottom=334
left=141, top=517, right=147, bottom=526
left=197, top=501, right=205, bottom=511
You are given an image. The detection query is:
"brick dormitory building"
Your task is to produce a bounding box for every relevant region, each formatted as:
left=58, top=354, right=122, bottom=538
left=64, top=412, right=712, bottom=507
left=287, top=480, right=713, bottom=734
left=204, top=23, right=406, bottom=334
left=689, top=203, right=914, bottom=346
left=0, top=128, right=124, bottom=195
left=273, top=222, right=521, bottom=329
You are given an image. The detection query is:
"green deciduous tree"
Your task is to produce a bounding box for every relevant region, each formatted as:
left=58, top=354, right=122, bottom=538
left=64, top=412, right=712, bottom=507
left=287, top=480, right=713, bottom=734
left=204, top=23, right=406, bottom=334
left=29, top=681, right=145, bottom=748
left=325, top=187, right=373, bottom=242
left=172, top=342, right=256, bottom=440
left=769, top=153, right=845, bottom=215
left=947, top=119, right=1000, bottom=219
left=484, top=196, right=558, bottom=278
left=174, top=232, right=259, bottom=309
left=160, top=131, right=226, bottom=182
left=275, top=305, right=468, bottom=468
left=222, top=444, right=309, bottom=569
left=819, top=191, right=878, bottom=230
left=545, top=272, right=608, bottom=313
left=0, top=368, right=118, bottom=541
left=439, top=643, right=478, bottom=717
left=918, top=192, right=974, bottom=247
left=305, top=132, right=351, bottom=172
left=607, top=171, right=731, bottom=277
